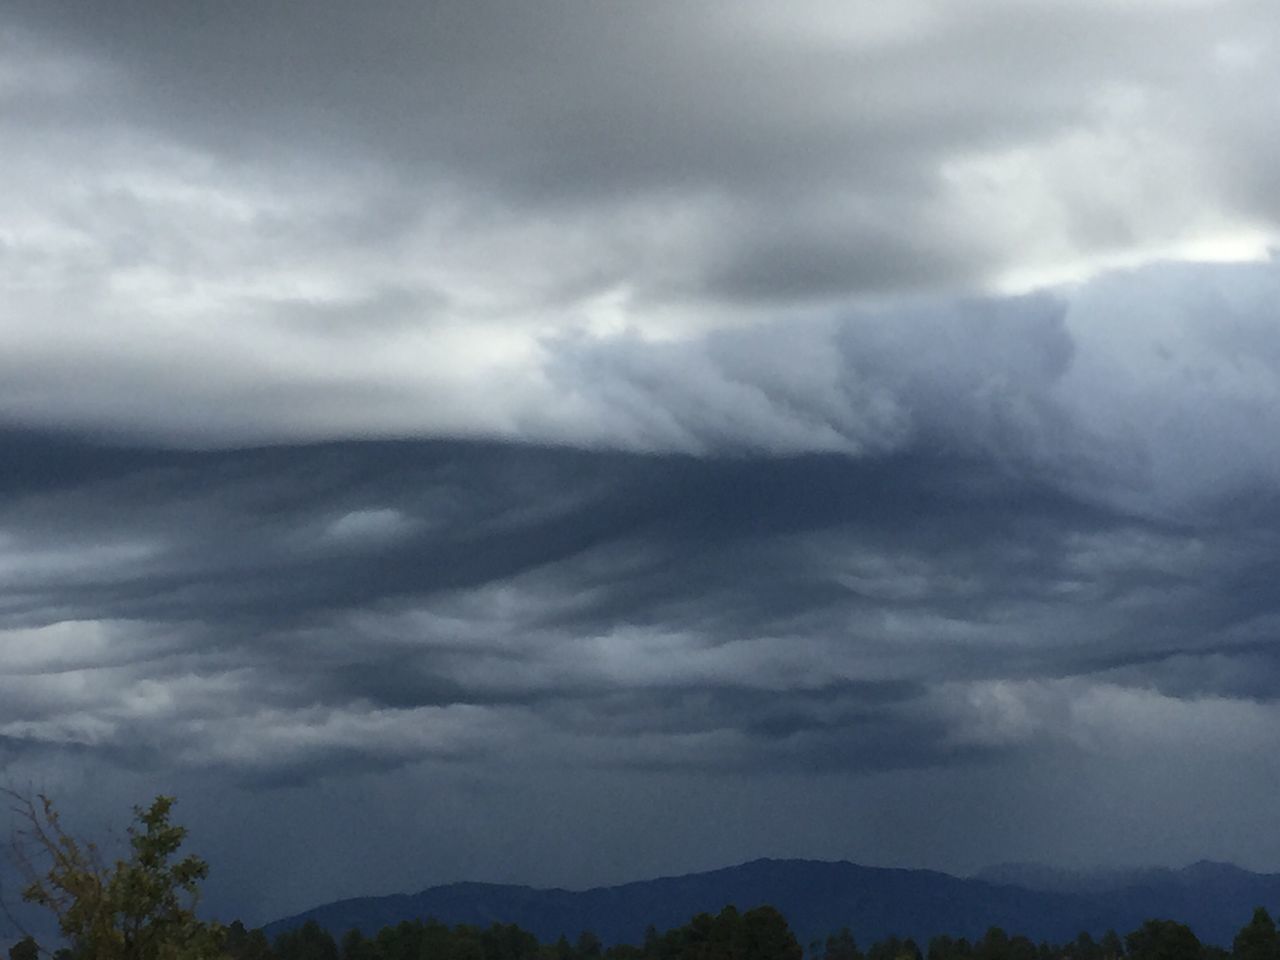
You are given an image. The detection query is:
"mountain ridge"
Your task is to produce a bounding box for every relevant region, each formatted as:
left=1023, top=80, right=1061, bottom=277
left=263, top=857, right=1280, bottom=948
left=974, top=860, right=1274, bottom=894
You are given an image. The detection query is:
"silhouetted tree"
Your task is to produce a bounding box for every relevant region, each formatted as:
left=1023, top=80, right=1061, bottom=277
left=274, top=919, right=339, bottom=960
left=868, top=937, right=922, bottom=960
left=928, top=936, right=975, bottom=960
left=738, top=906, right=802, bottom=960
left=1124, top=920, right=1200, bottom=960
left=339, top=928, right=378, bottom=960
left=976, top=929, right=1011, bottom=960
left=1100, top=931, right=1125, bottom=960
left=825, top=928, right=862, bottom=960
left=226, top=920, right=274, bottom=960
left=1008, top=935, right=1037, bottom=960
left=1070, top=932, right=1101, bottom=960
left=1235, top=909, right=1280, bottom=960
left=578, top=931, right=604, bottom=960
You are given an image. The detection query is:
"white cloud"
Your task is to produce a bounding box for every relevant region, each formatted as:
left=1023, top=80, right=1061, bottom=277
left=1, top=2, right=1278, bottom=477
left=324, top=508, right=413, bottom=543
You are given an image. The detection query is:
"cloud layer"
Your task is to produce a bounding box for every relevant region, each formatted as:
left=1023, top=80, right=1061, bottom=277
left=6, top=0, right=1280, bottom=933
left=6, top=434, right=1280, bottom=923
left=3, top=1, right=1280, bottom=450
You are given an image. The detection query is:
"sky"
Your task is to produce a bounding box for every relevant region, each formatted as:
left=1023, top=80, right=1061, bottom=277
left=4, top=0, right=1280, bottom=932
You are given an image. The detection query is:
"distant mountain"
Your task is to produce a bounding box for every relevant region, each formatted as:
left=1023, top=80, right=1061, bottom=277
left=263, top=858, right=1280, bottom=948
left=972, top=860, right=1280, bottom=944
left=975, top=860, right=1262, bottom=896
left=974, top=863, right=1144, bottom=894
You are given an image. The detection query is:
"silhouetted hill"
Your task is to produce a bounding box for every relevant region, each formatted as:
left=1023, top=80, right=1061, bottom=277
left=975, top=860, right=1280, bottom=945
left=264, top=858, right=1280, bottom=948
left=976, top=860, right=1263, bottom=895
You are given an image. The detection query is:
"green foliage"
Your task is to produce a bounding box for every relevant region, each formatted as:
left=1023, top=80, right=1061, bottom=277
left=7, top=936, right=39, bottom=960
left=8, top=792, right=224, bottom=960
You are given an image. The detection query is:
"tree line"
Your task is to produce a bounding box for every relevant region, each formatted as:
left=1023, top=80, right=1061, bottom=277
left=217, top=903, right=803, bottom=960
left=204, top=906, right=1280, bottom=960
left=6, top=794, right=1280, bottom=960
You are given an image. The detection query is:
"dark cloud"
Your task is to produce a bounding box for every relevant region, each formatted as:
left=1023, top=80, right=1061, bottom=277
left=5, top=0, right=1280, bottom=937
left=8, top=258, right=1280, bottom=921
left=6, top=431, right=1280, bottom=928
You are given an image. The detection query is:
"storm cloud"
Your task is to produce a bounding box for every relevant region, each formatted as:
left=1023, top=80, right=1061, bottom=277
left=4, top=0, right=1280, bottom=935
left=6, top=430, right=1280, bottom=921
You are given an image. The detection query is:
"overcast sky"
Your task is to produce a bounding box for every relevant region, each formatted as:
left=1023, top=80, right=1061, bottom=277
left=5, top=0, right=1280, bottom=933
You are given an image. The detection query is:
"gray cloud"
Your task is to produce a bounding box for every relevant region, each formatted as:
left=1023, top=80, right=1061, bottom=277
left=1, top=438, right=1280, bottom=931
left=537, top=260, right=1280, bottom=517
left=6, top=436, right=1280, bottom=921
left=6, top=0, right=1280, bottom=937
left=3, top=2, right=1280, bottom=448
